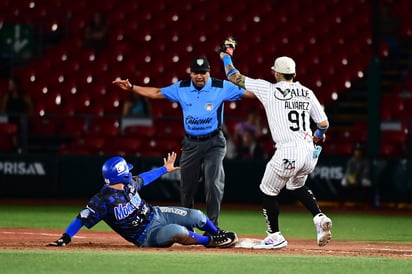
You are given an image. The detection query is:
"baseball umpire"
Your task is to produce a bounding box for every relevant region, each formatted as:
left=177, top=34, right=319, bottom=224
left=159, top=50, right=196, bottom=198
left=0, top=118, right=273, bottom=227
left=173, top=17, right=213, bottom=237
left=49, top=152, right=238, bottom=248
left=112, top=56, right=254, bottom=227
left=217, top=39, right=332, bottom=249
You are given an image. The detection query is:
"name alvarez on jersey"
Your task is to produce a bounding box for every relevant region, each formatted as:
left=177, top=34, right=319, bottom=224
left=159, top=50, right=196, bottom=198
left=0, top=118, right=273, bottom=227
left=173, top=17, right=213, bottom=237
left=285, top=101, right=309, bottom=110
left=274, top=87, right=310, bottom=111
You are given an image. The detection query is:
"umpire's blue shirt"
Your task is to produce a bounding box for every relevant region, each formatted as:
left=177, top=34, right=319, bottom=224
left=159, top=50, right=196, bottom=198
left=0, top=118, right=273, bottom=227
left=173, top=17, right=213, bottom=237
left=161, top=77, right=245, bottom=136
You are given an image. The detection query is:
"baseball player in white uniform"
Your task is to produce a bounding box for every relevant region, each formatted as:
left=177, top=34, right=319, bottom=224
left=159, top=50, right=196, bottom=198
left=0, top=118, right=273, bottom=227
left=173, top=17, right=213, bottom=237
left=217, top=39, right=332, bottom=249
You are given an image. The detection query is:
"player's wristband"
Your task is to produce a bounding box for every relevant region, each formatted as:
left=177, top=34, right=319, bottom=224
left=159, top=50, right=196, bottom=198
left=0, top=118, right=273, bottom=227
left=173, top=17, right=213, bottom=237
left=226, top=68, right=239, bottom=77
left=316, top=125, right=329, bottom=133
left=130, top=84, right=134, bottom=91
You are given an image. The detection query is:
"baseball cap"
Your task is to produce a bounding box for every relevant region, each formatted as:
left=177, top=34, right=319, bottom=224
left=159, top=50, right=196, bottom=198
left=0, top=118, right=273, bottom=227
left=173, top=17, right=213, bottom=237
left=271, top=56, right=296, bottom=74
left=190, top=56, right=210, bottom=73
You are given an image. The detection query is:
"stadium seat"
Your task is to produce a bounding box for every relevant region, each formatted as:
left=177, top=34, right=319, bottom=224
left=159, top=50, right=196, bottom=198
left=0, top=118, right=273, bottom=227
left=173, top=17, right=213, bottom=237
left=80, top=136, right=106, bottom=154
left=380, top=142, right=404, bottom=157
left=88, top=117, right=121, bottom=137
left=394, top=98, right=412, bottom=120
left=0, top=122, right=18, bottom=151
left=47, top=46, right=71, bottom=64
left=0, top=135, right=16, bottom=152
left=68, top=16, right=86, bottom=35
left=335, top=129, right=356, bottom=143
left=151, top=139, right=182, bottom=156
left=151, top=100, right=181, bottom=119
left=72, top=93, right=91, bottom=113
left=112, top=137, right=144, bottom=156
left=85, top=104, right=106, bottom=117
left=86, top=79, right=108, bottom=98
left=58, top=117, right=88, bottom=138
left=55, top=102, right=75, bottom=116
left=0, top=121, right=17, bottom=134
left=3, top=0, right=381, bottom=158
left=123, top=125, right=156, bottom=138
left=326, top=141, right=354, bottom=156
left=29, top=116, right=59, bottom=136
left=101, top=92, right=123, bottom=116
left=381, top=129, right=408, bottom=144
left=154, top=119, right=184, bottom=139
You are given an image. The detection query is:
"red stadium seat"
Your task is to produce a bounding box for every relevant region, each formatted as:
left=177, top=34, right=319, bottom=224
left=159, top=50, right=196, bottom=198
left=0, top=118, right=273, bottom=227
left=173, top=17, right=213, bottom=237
left=79, top=136, right=106, bottom=154
left=3, top=0, right=379, bottom=160
left=73, top=93, right=92, bottom=114
left=0, top=122, right=18, bottom=152
left=58, top=117, right=88, bottom=138
left=334, top=130, right=356, bottom=144
left=68, top=16, right=86, bottom=35
left=55, top=101, right=76, bottom=116
left=0, top=135, right=16, bottom=152
left=151, top=139, right=182, bottom=155
left=47, top=46, right=71, bottom=64
left=381, top=130, right=408, bottom=144
left=380, top=142, right=405, bottom=157
left=88, top=117, right=121, bottom=137
left=154, top=119, right=184, bottom=139
left=151, top=100, right=181, bottom=119
left=321, top=138, right=350, bottom=156
left=0, top=122, right=18, bottom=135
left=123, top=125, right=156, bottom=138
left=136, top=147, right=164, bottom=158
left=111, top=137, right=144, bottom=156
left=29, top=116, right=59, bottom=136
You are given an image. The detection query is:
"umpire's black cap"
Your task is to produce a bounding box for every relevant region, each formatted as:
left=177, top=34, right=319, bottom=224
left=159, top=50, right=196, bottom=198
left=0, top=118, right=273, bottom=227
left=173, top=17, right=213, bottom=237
left=190, top=56, right=210, bottom=73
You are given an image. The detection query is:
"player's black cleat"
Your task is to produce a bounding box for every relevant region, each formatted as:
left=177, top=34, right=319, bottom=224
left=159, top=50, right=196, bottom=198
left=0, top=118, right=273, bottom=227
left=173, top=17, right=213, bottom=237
left=206, top=229, right=238, bottom=248
left=48, top=233, right=71, bottom=247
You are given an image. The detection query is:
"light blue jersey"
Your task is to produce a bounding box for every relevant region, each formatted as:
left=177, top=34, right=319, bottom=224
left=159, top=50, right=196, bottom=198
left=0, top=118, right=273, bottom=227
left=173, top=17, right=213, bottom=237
left=161, top=77, right=245, bottom=136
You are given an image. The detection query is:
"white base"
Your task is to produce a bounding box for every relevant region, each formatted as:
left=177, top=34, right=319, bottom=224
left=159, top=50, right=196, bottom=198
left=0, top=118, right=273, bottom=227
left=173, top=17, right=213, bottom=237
left=234, top=238, right=261, bottom=248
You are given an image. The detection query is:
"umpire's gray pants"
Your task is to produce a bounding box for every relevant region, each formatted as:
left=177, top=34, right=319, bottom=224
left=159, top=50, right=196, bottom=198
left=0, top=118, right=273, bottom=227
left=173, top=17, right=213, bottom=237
left=179, top=131, right=226, bottom=226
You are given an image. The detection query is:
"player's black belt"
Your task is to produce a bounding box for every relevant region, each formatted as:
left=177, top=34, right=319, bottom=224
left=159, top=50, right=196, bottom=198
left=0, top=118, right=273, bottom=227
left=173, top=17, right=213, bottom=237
left=185, top=129, right=221, bottom=141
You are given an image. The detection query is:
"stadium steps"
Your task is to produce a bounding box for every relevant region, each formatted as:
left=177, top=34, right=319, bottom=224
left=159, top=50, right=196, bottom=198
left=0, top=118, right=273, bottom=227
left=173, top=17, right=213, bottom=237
left=326, top=38, right=411, bottom=135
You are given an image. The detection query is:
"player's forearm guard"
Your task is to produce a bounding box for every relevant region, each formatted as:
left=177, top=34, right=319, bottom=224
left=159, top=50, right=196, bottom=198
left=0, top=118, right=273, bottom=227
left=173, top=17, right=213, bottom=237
left=222, top=55, right=239, bottom=78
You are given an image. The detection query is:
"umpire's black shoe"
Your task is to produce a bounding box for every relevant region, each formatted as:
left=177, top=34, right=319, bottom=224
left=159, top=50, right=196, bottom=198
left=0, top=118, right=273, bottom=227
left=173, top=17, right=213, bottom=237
left=206, top=230, right=238, bottom=248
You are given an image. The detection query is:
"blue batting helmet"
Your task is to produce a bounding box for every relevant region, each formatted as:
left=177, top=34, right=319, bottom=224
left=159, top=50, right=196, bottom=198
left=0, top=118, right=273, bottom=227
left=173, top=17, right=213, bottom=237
left=102, top=156, right=133, bottom=185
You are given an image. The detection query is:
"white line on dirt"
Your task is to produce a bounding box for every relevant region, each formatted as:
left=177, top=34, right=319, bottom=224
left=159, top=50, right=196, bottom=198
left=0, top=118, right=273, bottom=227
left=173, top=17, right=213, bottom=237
left=0, top=231, right=86, bottom=239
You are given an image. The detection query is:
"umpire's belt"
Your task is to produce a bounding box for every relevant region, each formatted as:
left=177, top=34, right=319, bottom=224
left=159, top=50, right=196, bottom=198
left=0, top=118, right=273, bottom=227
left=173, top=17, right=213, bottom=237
left=185, top=129, right=220, bottom=141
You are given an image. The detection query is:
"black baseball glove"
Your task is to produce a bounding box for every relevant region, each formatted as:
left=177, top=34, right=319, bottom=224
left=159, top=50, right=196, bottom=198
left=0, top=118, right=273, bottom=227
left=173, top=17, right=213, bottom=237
left=48, top=233, right=71, bottom=246
left=217, top=37, right=237, bottom=56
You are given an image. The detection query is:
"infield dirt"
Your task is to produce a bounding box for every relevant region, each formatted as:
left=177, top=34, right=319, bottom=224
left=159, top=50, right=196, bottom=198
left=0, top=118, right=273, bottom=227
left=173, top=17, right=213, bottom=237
left=1, top=228, right=411, bottom=259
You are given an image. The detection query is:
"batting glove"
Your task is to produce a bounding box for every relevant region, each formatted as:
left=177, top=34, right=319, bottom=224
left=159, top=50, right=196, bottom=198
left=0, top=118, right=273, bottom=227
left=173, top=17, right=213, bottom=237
left=49, top=233, right=71, bottom=246
left=217, top=37, right=237, bottom=56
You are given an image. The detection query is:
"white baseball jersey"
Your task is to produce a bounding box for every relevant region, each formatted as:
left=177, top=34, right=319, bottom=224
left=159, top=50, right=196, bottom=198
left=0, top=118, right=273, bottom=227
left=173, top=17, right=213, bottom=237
left=245, top=77, right=327, bottom=147
left=244, top=77, right=328, bottom=196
